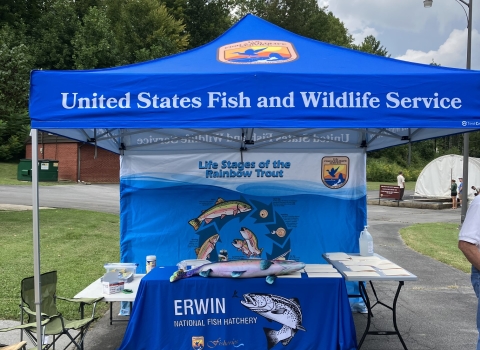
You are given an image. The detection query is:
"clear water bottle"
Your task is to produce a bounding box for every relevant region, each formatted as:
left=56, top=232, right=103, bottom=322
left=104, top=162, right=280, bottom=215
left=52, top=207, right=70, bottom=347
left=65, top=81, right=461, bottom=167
left=359, top=225, right=374, bottom=256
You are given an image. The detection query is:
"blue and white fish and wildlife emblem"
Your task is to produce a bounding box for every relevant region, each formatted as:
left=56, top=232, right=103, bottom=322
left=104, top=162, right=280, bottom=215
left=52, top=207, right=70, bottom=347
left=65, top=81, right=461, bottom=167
left=241, top=293, right=306, bottom=349
left=321, top=156, right=349, bottom=189
left=192, top=336, right=204, bottom=350
left=218, top=40, right=298, bottom=64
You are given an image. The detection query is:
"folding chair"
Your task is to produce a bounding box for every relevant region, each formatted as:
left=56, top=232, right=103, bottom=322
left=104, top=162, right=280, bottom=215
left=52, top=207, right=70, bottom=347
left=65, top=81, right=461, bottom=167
left=0, top=271, right=102, bottom=350
left=0, top=341, right=27, bottom=350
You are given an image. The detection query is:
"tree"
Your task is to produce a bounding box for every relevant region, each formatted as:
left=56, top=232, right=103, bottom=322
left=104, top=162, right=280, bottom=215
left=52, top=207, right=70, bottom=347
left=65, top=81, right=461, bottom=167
left=72, top=6, right=119, bottom=69
left=163, top=0, right=234, bottom=50
left=0, top=0, right=51, bottom=35
left=0, top=24, right=34, bottom=160
left=232, top=0, right=353, bottom=47
left=30, top=0, right=81, bottom=70
left=104, top=0, right=189, bottom=65
left=352, top=35, right=389, bottom=57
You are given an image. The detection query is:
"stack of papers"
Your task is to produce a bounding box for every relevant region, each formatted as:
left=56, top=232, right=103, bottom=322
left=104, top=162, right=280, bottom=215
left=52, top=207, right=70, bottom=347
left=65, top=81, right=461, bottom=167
left=324, top=252, right=415, bottom=279
left=306, top=272, right=342, bottom=278
left=278, top=272, right=303, bottom=278
left=304, top=264, right=338, bottom=273
left=343, top=271, right=381, bottom=277
left=303, top=264, right=341, bottom=278
left=379, top=268, right=411, bottom=276
left=325, top=252, right=351, bottom=260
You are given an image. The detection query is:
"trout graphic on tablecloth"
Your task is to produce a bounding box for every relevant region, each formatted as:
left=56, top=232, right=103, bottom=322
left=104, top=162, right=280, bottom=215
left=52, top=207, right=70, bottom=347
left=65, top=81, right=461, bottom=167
left=188, top=198, right=252, bottom=231
left=241, top=293, right=306, bottom=350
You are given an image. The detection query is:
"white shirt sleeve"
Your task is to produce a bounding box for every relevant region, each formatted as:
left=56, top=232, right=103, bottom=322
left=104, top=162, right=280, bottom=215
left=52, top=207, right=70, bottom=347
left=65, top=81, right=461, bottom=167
left=459, top=196, right=480, bottom=245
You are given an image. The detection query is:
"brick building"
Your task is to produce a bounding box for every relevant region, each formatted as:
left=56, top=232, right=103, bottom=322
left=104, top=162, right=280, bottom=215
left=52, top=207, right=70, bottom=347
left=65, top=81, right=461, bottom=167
left=26, top=131, right=120, bottom=183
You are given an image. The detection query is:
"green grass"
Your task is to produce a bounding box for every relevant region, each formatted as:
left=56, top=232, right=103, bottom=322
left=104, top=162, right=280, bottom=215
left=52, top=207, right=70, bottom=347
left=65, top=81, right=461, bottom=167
left=0, top=209, right=120, bottom=320
left=0, top=162, right=73, bottom=185
left=400, top=223, right=470, bottom=273
left=367, top=181, right=415, bottom=191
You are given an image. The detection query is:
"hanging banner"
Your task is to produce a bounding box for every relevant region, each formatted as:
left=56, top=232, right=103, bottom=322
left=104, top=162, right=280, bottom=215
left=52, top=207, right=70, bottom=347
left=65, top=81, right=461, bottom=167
left=120, top=151, right=366, bottom=271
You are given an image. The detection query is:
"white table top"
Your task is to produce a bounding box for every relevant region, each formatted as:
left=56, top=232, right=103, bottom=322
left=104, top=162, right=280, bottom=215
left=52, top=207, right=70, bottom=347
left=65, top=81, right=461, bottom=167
left=323, top=253, right=417, bottom=282
left=74, top=274, right=145, bottom=302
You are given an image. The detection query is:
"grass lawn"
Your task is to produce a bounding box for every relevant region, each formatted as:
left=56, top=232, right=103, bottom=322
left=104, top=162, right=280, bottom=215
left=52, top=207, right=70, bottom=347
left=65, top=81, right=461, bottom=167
left=0, top=162, right=74, bottom=185
left=0, top=209, right=120, bottom=320
left=366, top=181, right=415, bottom=191
left=400, top=223, right=470, bottom=273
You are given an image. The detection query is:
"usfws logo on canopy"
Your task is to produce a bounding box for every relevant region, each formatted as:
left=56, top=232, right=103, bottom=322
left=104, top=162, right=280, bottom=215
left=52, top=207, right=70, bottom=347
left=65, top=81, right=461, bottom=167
left=321, top=156, right=349, bottom=189
left=218, top=40, right=298, bottom=64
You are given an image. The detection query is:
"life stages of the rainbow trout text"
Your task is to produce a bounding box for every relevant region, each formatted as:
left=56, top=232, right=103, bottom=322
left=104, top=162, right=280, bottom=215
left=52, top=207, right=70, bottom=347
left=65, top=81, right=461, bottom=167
left=199, top=160, right=290, bottom=178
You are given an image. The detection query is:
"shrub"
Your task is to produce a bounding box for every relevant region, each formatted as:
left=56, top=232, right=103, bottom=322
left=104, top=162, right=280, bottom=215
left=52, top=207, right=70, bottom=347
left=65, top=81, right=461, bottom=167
left=366, top=158, right=423, bottom=182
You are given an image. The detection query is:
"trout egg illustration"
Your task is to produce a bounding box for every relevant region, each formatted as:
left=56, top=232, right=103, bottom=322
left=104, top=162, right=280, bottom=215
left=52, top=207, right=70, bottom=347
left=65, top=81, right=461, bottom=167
left=260, top=209, right=268, bottom=218
left=276, top=227, right=286, bottom=237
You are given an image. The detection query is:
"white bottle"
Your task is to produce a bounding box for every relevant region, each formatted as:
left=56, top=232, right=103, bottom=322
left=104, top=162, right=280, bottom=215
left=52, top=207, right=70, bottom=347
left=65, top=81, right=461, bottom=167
left=146, top=255, right=156, bottom=273
left=359, top=225, right=374, bottom=256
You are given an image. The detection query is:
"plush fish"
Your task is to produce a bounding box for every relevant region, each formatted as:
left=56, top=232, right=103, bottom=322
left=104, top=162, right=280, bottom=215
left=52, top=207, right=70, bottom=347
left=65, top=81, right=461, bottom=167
left=170, top=259, right=305, bottom=284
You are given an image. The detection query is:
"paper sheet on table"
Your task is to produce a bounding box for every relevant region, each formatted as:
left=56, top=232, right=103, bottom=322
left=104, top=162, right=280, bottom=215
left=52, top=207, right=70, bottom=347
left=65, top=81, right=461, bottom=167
left=341, top=260, right=379, bottom=266
left=347, top=265, right=376, bottom=272
left=304, top=265, right=337, bottom=273
left=342, top=259, right=391, bottom=267
left=325, top=252, right=351, bottom=260
left=381, top=269, right=411, bottom=276
left=307, top=272, right=342, bottom=278
left=377, top=263, right=402, bottom=270
left=343, top=271, right=381, bottom=277
left=277, top=272, right=303, bottom=278
left=349, top=256, right=383, bottom=263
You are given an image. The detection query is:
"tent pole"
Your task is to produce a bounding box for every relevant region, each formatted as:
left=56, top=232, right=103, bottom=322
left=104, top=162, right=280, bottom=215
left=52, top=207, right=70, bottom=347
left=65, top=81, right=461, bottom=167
left=32, top=129, right=43, bottom=350
left=461, top=0, right=473, bottom=224
left=461, top=134, right=469, bottom=223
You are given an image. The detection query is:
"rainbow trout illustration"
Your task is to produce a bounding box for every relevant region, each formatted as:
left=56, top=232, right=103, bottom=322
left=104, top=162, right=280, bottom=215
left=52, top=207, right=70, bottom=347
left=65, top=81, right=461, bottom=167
left=232, top=239, right=252, bottom=257
left=188, top=198, right=252, bottom=231
left=170, top=259, right=305, bottom=284
left=241, top=293, right=306, bottom=350
left=195, top=234, right=220, bottom=260
left=240, top=227, right=263, bottom=256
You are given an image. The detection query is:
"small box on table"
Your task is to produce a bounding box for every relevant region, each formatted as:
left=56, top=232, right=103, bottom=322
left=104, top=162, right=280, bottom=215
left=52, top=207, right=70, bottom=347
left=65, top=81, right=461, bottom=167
left=102, top=271, right=125, bottom=294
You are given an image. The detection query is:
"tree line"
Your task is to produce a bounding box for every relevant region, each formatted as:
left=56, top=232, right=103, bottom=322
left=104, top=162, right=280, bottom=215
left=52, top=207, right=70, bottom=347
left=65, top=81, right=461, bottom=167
left=1, top=0, right=477, bottom=168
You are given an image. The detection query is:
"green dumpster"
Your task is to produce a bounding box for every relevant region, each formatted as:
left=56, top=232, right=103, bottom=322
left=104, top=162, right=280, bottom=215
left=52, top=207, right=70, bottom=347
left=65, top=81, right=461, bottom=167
left=17, top=159, right=59, bottom=182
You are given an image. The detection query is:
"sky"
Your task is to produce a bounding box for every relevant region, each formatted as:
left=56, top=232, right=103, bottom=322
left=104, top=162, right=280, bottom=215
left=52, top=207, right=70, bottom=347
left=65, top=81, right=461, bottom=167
left=322, top=0, right=480, bottom=70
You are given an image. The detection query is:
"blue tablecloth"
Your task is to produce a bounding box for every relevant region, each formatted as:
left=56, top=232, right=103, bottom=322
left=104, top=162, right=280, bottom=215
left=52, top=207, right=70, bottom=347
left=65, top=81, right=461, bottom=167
left=119, top=266, right=357, bottom=350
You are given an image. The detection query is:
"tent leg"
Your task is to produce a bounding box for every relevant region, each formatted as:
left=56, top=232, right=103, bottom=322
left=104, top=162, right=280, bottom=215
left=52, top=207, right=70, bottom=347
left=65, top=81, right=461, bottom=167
left=32, top=129, right=43, bottom=350
left=461, top=133, right=469, bottom=224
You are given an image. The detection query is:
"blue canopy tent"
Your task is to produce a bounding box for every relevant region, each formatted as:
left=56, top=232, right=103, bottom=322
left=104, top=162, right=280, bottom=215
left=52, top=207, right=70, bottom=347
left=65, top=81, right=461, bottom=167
left=28, top=14, right=480, bottom=348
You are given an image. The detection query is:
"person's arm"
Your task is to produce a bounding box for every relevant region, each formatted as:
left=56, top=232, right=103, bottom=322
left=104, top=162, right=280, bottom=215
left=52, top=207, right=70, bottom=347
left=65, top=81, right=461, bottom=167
left=458, top=241, right=480, bottom=270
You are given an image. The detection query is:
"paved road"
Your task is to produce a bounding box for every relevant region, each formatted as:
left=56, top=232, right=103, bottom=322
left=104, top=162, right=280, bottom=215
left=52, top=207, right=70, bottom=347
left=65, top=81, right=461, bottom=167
left=0, top=185, right=477, bottom=350
left=0, top=184, right=120, bottom=214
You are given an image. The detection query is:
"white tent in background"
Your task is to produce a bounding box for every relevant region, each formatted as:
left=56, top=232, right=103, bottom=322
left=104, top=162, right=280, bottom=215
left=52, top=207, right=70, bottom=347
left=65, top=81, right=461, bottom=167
left=415, top=155, right=480, bottom=198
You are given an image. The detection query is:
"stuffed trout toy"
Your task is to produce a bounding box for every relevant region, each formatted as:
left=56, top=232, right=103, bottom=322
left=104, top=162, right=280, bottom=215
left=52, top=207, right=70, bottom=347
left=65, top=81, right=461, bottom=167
left=170, top=259, right=305, bottom=284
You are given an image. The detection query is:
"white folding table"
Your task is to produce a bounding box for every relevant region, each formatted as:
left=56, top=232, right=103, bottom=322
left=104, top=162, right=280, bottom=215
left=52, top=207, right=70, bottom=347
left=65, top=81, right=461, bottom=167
left=74, top=274, right=145, bottom=325
left=323, top=253, right=417, bottom=350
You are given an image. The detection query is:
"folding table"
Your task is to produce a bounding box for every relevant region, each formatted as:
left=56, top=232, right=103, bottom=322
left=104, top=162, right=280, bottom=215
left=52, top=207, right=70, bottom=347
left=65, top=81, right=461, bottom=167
left=323, top=253, right=417, bottom=350
left=74, top=274, right=145, bottom=325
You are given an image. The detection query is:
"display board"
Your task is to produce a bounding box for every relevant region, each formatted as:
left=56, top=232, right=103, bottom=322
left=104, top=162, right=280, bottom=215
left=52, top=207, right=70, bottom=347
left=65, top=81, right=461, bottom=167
left=120, top=150, right=366, bottom=269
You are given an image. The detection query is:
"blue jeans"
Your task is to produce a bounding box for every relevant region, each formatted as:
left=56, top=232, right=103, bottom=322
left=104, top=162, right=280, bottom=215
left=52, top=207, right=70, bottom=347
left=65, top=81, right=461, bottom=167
left=471, top=266, right=480, bottom=350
